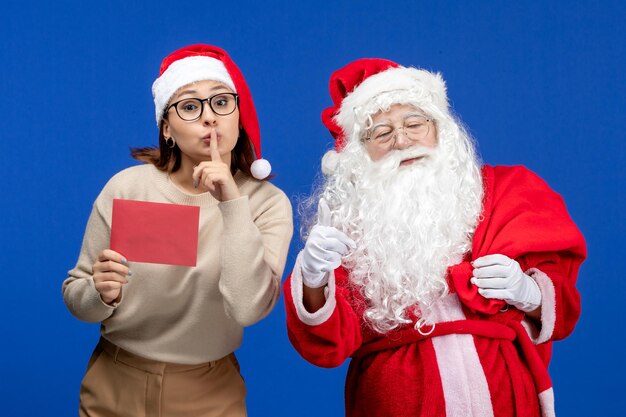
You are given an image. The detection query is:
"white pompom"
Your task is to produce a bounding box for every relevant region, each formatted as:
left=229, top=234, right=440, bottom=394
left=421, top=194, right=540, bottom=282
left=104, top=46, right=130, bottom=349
left=321, top=150, right=339, bottom=176
left=251, top=158, right=271, bottom=179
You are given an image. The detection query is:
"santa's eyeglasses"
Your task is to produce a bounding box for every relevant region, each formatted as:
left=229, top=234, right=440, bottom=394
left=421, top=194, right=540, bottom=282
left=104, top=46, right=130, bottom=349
left=364, top=114, right=433, bottom=148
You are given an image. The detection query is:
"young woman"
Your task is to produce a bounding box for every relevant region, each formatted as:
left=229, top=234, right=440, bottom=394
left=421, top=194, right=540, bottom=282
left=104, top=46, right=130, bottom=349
left=63, top=44, right=293, bottom=417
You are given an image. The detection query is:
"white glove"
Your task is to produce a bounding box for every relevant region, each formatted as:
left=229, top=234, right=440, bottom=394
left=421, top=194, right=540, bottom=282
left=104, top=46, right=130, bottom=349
left=301, top=199, right=356, bottom=288
left=471, top=254, right=542, bottom=313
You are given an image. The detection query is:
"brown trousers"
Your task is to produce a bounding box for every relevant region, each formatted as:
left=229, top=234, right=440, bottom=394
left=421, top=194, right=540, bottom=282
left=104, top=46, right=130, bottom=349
left=79, top=337, right=247, bottom=417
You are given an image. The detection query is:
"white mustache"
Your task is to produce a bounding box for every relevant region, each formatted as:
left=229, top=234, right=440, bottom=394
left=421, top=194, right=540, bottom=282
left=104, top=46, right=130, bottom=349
left=375, top=146, right=436, bottom=171
left=399, top=146, right=435, bottom=161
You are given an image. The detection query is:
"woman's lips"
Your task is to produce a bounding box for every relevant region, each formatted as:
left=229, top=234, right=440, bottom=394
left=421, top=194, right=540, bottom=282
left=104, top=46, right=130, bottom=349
left=202, top=128, right=219, bottom=144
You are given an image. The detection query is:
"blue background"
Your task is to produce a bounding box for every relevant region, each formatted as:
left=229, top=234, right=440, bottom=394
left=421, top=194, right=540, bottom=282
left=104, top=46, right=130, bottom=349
left=1, top=0, right=624, bottom=415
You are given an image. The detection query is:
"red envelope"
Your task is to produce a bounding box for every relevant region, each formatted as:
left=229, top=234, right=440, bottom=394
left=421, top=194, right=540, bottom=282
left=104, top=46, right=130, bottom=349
left=110, top=199, right=200, bottom=266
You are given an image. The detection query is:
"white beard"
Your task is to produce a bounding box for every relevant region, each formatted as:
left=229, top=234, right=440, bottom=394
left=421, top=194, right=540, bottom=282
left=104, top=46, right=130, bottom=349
left=318, top=121, right=483, bottom=333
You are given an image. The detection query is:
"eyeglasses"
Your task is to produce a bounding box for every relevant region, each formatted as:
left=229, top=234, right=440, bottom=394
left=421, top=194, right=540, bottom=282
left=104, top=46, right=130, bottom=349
left=166, top=92, right=239, bottom=121
left=364, top=114, right=433, bottom=148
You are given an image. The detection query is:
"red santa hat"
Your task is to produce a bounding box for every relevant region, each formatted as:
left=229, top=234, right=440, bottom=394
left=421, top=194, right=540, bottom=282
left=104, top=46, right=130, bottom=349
left=321, top=58, right=449, bottom=151
left=152, top=44, right=271, bottom=180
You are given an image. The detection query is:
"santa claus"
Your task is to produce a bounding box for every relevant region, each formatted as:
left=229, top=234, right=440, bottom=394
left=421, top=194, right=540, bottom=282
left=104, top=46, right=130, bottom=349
left=284, top=58, right=586, bottom=417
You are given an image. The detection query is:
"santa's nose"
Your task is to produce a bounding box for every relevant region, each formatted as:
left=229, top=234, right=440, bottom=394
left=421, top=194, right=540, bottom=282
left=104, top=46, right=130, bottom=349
left=392, top=130, right=413, bottom=149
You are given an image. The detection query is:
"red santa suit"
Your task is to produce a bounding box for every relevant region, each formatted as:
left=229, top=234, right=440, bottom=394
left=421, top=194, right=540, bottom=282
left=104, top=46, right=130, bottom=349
left=284, top=164, right=586, bottom=417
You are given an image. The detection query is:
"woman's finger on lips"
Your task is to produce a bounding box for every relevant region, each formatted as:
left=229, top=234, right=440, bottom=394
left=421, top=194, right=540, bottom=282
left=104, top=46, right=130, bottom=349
left=209, top=128, right=221, bottom=162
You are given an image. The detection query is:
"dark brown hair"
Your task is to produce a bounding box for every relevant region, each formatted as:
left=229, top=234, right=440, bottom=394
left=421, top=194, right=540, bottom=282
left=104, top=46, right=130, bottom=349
left=130, top=122, right=257, bottom=177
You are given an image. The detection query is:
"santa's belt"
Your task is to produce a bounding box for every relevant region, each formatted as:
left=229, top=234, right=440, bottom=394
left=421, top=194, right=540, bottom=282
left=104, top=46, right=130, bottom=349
left=352, top=318, right=554, bottom=395
left=352, top=319, right=516, bottom=357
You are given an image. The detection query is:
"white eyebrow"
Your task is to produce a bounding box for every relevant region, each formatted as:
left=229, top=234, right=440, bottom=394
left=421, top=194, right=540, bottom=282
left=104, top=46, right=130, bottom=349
left=370, top=112, right=427, bottom=130
left=369, top=121, right=392, bottom=131
left=403, top=112, right=427, bottom=120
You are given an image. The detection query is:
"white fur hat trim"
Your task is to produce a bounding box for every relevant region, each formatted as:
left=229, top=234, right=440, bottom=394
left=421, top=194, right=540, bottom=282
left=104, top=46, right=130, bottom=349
left=152, top=56, right=236, bottom=126
left=334, top=67, right=448, bottom=140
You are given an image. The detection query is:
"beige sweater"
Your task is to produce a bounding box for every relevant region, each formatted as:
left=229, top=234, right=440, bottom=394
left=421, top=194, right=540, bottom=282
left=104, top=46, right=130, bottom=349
left=62, top=164, right=293, bottom=364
